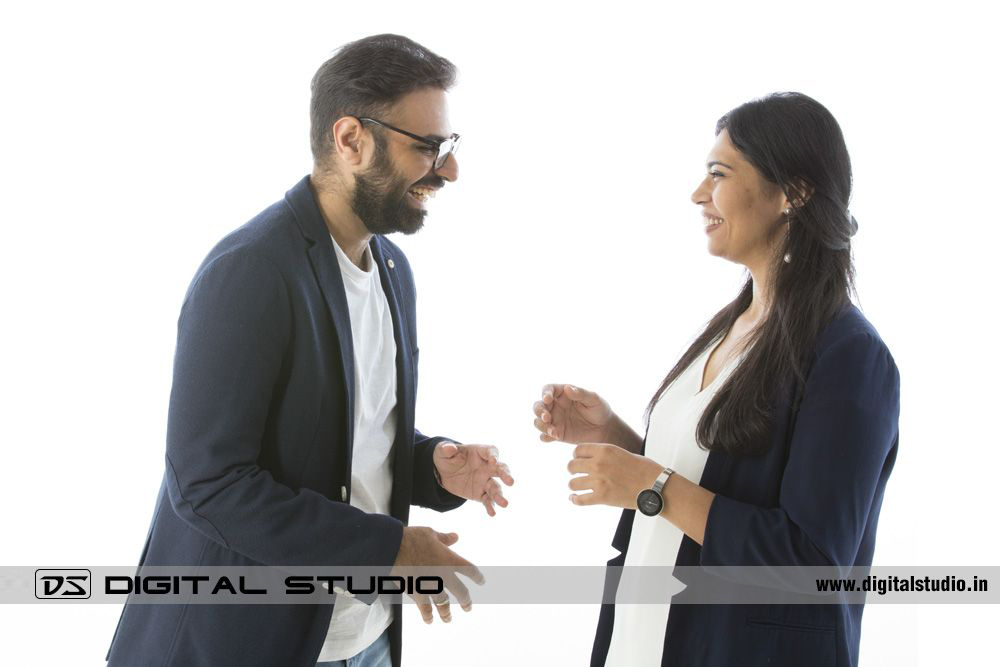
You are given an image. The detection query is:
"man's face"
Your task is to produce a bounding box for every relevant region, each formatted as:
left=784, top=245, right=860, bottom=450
left=351, top=87, right=459, bottom=235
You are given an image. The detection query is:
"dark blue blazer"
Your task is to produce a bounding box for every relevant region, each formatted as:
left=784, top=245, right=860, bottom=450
left=106, top=176, right=464, bottom=667
left=592, top=305, right=900, bottom=667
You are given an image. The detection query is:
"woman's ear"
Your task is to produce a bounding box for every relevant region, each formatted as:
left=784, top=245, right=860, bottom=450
left=784, top=178, right=815, bottom=211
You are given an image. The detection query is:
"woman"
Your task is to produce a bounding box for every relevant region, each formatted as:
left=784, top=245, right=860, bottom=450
left=533, top=92, right=899, bottom=667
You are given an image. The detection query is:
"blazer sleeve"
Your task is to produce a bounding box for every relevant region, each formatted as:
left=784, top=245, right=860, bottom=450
left=411, top=430, right=467, bottom=511
left=700, top=330, right=900, bottom=572
left=164, top=248, right=404, bottom=568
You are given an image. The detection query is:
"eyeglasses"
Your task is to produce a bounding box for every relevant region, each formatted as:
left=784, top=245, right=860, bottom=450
left=357, top=117, right=461, bottom=170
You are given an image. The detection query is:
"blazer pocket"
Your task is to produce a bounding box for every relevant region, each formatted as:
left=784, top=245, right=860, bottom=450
left=746, top=618, right=837, bottom=667
left=746, top=618, right=835, bottom=633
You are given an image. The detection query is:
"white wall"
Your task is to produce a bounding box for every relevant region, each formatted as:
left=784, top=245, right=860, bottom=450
left=1, top=1, right=996, bottom=664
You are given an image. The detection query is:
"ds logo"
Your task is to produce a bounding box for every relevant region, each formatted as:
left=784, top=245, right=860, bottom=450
left=35, top=569, right=91, bottom=600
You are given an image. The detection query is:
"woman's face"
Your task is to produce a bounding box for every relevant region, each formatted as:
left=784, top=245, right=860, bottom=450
left=691, top=129, right=788, bottom=270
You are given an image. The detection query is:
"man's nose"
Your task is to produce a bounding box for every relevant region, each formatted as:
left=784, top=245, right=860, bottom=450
left=435, top=154, right=459, bottom=183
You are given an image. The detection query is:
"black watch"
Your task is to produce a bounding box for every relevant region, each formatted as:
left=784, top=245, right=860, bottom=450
left=636, top=468, right=674, bottom=516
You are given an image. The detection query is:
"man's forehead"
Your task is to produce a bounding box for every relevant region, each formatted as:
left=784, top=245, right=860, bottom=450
left=386, top=87, right=452, bottom=138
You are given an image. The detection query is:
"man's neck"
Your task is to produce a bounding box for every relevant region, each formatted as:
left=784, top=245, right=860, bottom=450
left=308, top=174, right=372, bottom=269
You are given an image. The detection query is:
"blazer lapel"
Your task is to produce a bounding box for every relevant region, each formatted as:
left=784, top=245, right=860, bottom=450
left=370, top=236, right=416, bottom=518
left=284, top=177, right=356, bottom=461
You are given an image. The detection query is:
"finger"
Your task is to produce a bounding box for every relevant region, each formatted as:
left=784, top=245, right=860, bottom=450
left=443, top=551, right=486, bottom=585
left=538, top=433, right=557, bottom=443
left=487, top=478, right=509, bottom=508
left=431, top=593, right=452, bottom=623
left=497, top=462, right=514, bottom=486
left=434, top=531, right=459, bottom=547
left=534, top=417, right=557, bottom=438
left=567, top=458, right=595, bottom=474
left=444, top=572, right=473, bottom=612
left=475, top=445, right=500, bottom=465
left=481, top=489, right=497, bottom=517
left=543, top=384, right=570, bottom=407
left=569, top=491, right=600, bottom=506
left=568, top=475, right=596, bottom=492
left=533, top=417, right=560, bottom=440
left=532, top=400, right=547, bottom=419
left=574, top=443, right=599, bottom=458
left=413, top=593, right=434, bottom=624
left=483, top=457, right=514, bottom=486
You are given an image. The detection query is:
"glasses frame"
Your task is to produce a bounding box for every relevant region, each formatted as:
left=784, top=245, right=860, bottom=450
left=357, top=117, right=461, bottom=170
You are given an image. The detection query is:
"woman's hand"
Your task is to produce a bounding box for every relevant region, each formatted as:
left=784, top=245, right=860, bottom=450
left=532, top=384, right=614, bottom=444
left=533, top=384, right=643, bottom=452
left=566, top=443, right=663, bottom=509
left=566, top=444, right=715, bottom=543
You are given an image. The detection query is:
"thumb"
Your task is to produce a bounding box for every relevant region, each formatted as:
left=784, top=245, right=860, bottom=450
left=566, top=385, right=596, bottom=405
left=437, top=442, right=460, bottom=458
left=435, top=531, right=459, bottom=546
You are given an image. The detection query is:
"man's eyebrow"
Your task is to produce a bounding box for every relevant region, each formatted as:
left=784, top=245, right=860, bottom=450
left=707, top=160, right=734, bottom=170
left=422, top=133, right=447, bottom=143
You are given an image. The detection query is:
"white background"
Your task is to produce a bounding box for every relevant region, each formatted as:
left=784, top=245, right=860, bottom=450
left=2, top=1, right=998, bottom=665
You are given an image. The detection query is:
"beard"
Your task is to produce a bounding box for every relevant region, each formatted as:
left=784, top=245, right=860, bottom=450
left=351, top=144, right=437, bottom=236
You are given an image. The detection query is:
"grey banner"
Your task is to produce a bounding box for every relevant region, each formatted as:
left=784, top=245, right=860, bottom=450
left=3, top=566, right=996, bottom=604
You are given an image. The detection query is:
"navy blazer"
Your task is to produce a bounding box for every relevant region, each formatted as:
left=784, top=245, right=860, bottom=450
left=592, top=305, right=900, bottom=667
left=106, top=176, right=464, bottom=667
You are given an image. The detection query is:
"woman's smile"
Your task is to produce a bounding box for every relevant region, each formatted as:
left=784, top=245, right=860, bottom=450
left=703, top=213, right=725, bottom=233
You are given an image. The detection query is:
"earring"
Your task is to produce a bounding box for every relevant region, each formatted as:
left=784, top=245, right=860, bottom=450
left=783, top=206, right=793, bottom=263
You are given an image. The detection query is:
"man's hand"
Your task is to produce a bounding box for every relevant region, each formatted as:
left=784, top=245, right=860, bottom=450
left=392, top=526, right=485, bottom=624
left=433, top=443, right=514, bottom=517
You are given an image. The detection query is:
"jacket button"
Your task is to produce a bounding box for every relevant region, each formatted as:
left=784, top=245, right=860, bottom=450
left=387, top=259, right=395, bottom=269
left=340, top=486, right=347, bottom=501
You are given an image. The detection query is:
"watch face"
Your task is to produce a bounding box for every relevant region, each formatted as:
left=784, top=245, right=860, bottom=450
left=637, top=489, right=663, bottom=516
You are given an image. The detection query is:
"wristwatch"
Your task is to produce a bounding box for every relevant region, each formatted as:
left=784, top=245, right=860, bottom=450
left=637, top=468, right=674, bottom=516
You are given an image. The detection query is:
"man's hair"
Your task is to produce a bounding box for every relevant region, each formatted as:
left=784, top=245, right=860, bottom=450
left=310, top=34, right=457, bottom=167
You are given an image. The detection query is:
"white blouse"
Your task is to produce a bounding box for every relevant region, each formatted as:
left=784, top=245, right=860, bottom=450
left=605, top=337, right=743, bottom=666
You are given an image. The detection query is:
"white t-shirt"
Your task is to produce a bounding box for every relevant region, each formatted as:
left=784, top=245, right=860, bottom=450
left=317, top=237, right=398, bottom=662
left=605, top=337, right=743, bottom=667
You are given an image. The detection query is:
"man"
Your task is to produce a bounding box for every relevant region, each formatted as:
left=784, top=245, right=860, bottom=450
left=106, top=34, right=513, bottom=667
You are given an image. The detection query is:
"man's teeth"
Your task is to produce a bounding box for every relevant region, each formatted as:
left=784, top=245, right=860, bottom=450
left=704, top=216, right=724, bottom=226
left=408, top=187, right=436, bottom=202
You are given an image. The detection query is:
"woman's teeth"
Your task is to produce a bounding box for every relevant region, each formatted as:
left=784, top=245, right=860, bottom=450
left=408, top=187, right=436, bottom=202
left=703, top=215, right=724, bottom=226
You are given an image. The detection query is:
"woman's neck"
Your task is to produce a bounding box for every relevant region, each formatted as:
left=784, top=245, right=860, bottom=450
left=745, top=263, right=772, bottom=325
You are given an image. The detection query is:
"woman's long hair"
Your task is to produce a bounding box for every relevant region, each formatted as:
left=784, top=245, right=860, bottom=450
left=647, top=92, right=858, bottom=456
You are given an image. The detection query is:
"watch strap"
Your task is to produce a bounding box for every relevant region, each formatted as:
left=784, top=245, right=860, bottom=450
left=651, top=467, right=674, bottom=494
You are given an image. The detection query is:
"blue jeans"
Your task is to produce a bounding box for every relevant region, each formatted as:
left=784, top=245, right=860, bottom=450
left=315, top=629, right=391, bottom=667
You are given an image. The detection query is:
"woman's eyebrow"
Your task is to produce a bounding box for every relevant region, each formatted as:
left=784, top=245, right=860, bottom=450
left=707, top=160, right=734, bottom=170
